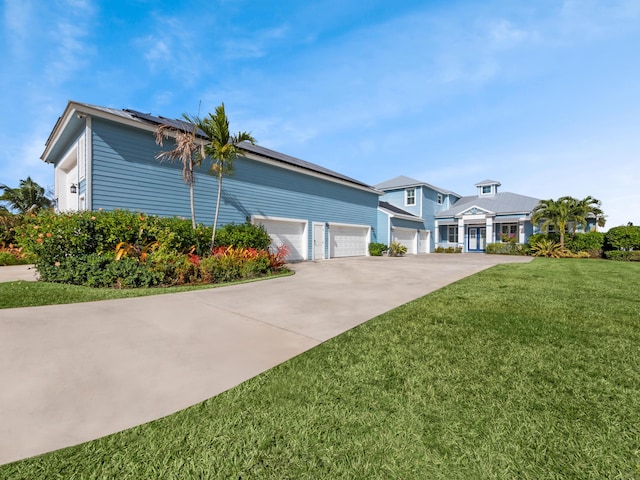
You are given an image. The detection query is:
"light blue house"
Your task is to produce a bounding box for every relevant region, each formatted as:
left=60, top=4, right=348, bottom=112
left=41, top=101, right=382, bottom=261
left=374, top=176, right=460, bottom=253
left=434, top=180, right=541, bottom=252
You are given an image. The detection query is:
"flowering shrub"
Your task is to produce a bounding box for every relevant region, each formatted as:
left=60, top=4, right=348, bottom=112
left=15, top=210, right=288, bottom=288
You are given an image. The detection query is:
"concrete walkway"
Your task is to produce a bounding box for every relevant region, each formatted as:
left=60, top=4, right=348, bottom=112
left=0, top=254, right=532, bottom=465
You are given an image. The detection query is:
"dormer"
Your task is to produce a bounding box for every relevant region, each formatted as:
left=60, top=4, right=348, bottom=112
left=475, top=180, right=501, bottom=196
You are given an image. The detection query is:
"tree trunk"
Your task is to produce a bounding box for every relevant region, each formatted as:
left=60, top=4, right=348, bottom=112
left=189, top=182, right=196, bottom=229
left=210, top=172, right=223, bottom=250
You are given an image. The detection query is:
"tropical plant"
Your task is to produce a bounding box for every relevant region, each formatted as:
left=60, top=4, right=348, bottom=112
left=389, top=241, right=407, bottom=257
left=0, top=177, right=52, bottom=214
left=570, top=196, right=605, bottom=232
left=531, top=196, right=574, bottom=248
left=529, top=237, right=565, bottom=258
left=197, top=103, right=256, bottom=249
left=154, top=114, right=204, bottom=229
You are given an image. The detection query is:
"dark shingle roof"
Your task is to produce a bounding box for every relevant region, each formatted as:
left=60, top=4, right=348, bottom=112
left=379, top=201, right=419, bottom=217
left=67, top=102, right=377, bottom=192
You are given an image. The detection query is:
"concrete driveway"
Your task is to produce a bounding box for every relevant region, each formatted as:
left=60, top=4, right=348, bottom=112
left=0, top=254, right=531, bottom=465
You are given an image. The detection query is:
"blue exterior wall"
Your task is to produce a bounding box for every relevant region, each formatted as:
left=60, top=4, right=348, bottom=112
left=379, top=184, right=451, bottom=251
left=376, top=210, right=391, bottom=245
left=89, top=117, right=380, bottom=257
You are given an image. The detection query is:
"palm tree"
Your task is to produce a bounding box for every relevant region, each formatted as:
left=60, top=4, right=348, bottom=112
left=532, top=197, right=574, bottom=248
left=572, top=196, right=605, bottom=232
left=198, top=103, right=256, bottom=249
left=0, top=177, right=52, bottom=214
left=155, top=114, right=204, bottom=229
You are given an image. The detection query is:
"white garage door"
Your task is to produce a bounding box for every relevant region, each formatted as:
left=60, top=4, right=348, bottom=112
left=255, top=218, right=307, bottom=261
left=393, top=227, right=417, bottom=254
left=329, top=225, right=369, bottom=258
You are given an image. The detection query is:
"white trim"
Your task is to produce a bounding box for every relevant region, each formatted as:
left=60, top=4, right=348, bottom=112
left=252, top=214, right=307, bottom=224
left=376, top=206, right=424, bottom=223
left=404, top=187, right=416, bottom=206
left=252, top=215, right=309, bottom=261
left=312, top=222, right=326, bottom=261
left=327, top=221, right=370, bottom=229
left=85, top=116, right=92, bottom=210
left=328, top=223, right=371, bottom=258
left=393, top=226, right=418, bottom=255
left=455, top=204, right=496, bottom=218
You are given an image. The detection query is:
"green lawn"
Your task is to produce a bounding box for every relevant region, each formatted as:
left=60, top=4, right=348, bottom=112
left=0, top=270, right=294, bottom=309
left=2, top=258, right=639, bottom=479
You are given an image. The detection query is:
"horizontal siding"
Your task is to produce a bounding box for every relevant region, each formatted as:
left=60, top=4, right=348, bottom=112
left=90, top=118, right=379, bottom=255
left=376, top=211, right=390, bottom=245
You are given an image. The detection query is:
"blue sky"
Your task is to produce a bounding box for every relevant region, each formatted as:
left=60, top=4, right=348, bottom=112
left=1, top=0, right=638, bottom=228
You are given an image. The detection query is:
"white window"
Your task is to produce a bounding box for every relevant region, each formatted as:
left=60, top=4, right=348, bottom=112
left=500, top=224, right=518, bottom=241
left=448, top=226, right=458, bottom=243
left=405, top=188, right=416, bottom=206
left=437, top=194, right=443, bottom=205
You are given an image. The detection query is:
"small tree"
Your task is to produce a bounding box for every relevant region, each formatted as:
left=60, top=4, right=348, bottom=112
left=198, top=103, right=256, bottom=249
left=155, top=114, right=203, bottom=229
left=532, top=197, right=573, bottom=248
left=0, top=177, right=52, bottom=214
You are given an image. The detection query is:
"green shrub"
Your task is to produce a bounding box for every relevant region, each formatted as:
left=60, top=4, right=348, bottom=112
left=0, top=247, right=34, bottom=265
left=565, top=232, right=605, bottom=255
left=368, top=242, right=387, bottom=256
left=214, top=222, right=272, bottom=250
left=435, top=246, right=462, bottom=253
left=14, top=211, right=285, bottom=288
left=604, top=250, right=640, bottom=261
left=604, top=225, right=640, bottom=252
left=485, top=242, right=528, bottom=255
left=37, top=252, right=164, bottom=288
left=0, top=251, right=19, bottom=265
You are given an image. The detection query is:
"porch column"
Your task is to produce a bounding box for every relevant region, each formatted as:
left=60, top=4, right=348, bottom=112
left=434, top=220, right=440, bottom=245
left=519, top=221, right=525, bottom=244
left=458, top=218, right=465, bottom=252
left=486, top=217, right=494, bottom=244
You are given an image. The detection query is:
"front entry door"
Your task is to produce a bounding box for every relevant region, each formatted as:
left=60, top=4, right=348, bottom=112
left=468, top=227, right=486, bottom=252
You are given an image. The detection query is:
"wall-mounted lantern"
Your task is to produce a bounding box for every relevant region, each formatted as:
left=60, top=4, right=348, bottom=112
left=70, top=183, right=77, bottom=194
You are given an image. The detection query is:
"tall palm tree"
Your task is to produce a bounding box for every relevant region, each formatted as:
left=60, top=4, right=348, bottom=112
left=0, top=177, right=52, bottom=214
left=155, top=114, right=204, bottom=229
left=532, top=197, right=574, bottom=248
left=198, top=103, right=256, bottom=249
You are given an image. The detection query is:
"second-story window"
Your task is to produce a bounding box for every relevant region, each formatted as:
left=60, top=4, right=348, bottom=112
left=405, top=188, right=416, bottom=206
left=437, top=194, right=443, bottom=205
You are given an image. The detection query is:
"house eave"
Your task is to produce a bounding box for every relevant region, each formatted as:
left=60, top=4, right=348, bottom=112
left=377, top=207, right=424, bottom=222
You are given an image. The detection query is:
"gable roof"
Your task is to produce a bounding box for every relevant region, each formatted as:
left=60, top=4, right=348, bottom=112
left=435, top=192, right=541, bottom=218
left=42, top=101, right=380, bottom=194
left=375, top=175, right=458, bottom=196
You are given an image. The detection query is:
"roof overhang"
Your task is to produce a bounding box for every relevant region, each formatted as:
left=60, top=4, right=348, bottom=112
left=377, top=206, right=424, bottom=222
